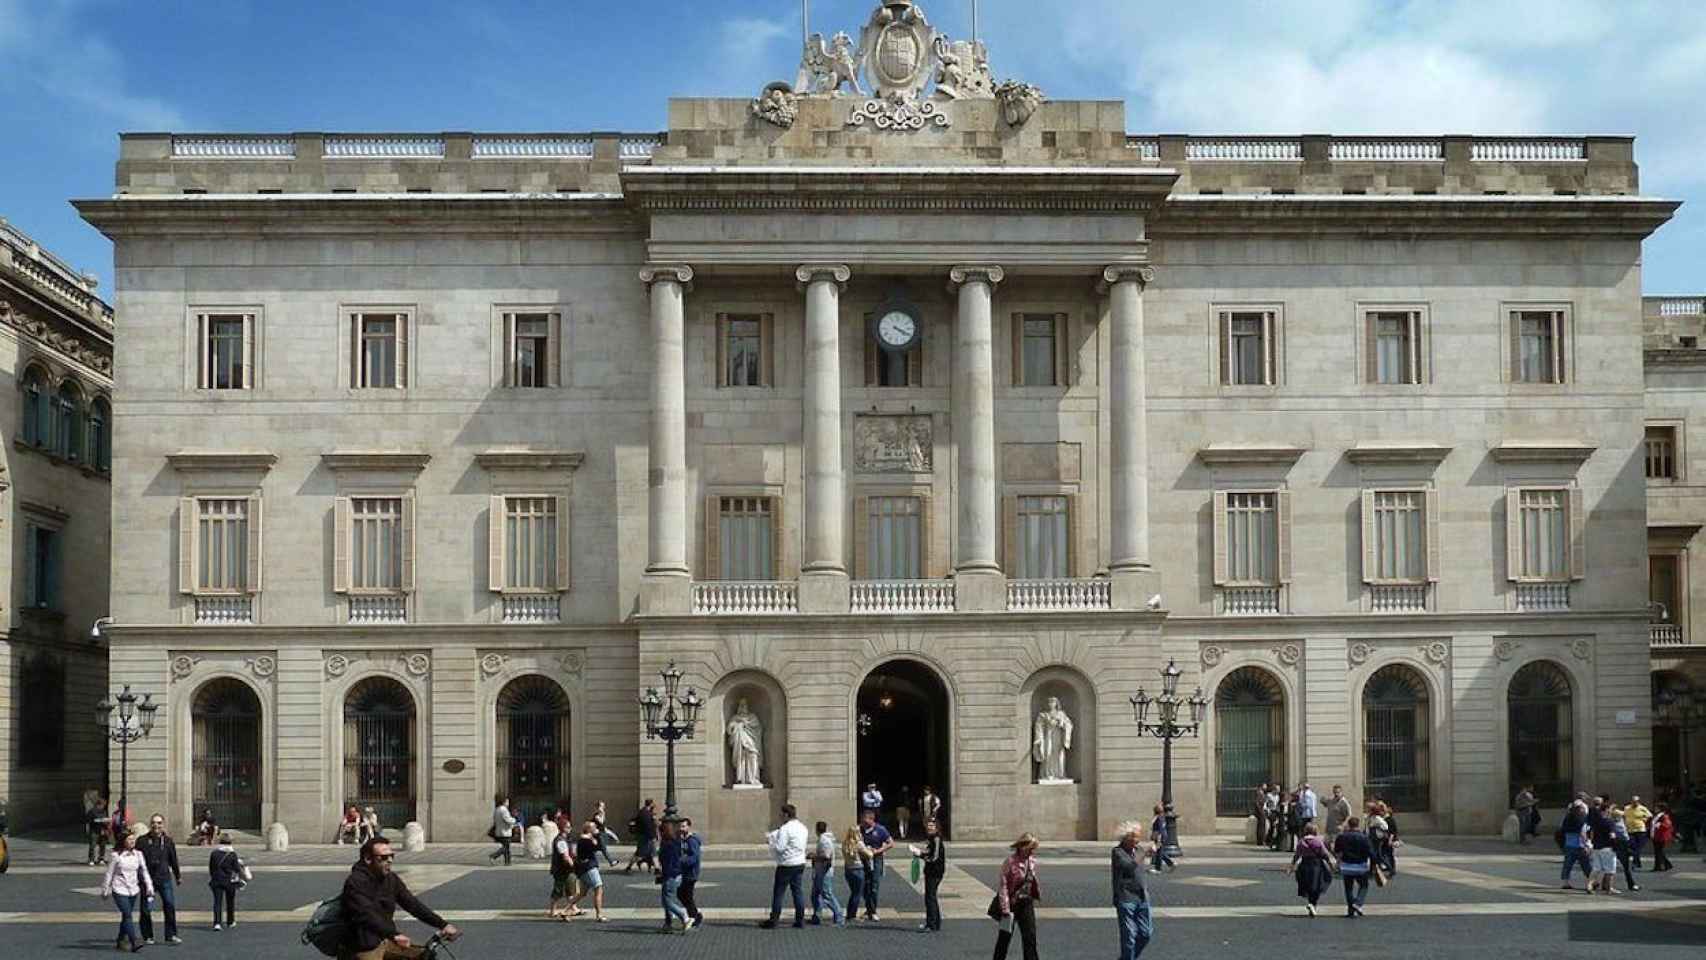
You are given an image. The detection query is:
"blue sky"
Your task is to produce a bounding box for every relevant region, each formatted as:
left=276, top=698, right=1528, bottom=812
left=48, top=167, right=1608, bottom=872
left=4, top=0, right=1705, bottom=297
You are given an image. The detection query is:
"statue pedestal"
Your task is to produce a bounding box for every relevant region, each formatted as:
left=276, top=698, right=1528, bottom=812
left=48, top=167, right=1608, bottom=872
left=731, top=783, right=766, bottom=791
left=709, top=785, right=775, bottom=843
left=1036, top=778, right=1076, bottom=787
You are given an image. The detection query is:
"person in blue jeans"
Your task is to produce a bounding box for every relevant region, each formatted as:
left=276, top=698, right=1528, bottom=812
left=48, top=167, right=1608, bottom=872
left=138, top=813, right=182, bottom=944
left=101, top=832, right=156, bottom=952
left=842, top=826, right=869, bottom=919
left=808, top=820, right=844, bottom=925
left=1112, top=821, right=1153, bottom=959
left=1332, top=818, right=1375, bottom=917
left=657, top=820, right=691, bottom=933
left=677, top=817, right=704, bottom=928
left=1557, top=799, right=1593, bottom=889
left=858, top=809, right=894, bottom=921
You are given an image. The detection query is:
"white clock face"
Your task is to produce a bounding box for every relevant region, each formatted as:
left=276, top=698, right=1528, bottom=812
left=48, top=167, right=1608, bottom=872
left=878, top=310, right=916, bottom=347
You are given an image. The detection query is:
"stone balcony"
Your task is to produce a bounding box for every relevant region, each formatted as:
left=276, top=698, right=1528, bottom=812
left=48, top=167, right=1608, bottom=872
left=1651, top=623, right=1685, bottom=646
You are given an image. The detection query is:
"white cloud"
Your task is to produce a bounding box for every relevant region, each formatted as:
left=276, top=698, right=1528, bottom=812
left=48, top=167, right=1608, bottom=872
left=718, top=16, right=793, bottom=84
left=0, top=0, right=187, bottom=131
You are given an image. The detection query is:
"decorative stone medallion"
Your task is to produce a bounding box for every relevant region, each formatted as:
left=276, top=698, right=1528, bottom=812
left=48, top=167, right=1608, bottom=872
left=1271, top=643, right=1302, bottom=668
left=324, top=654, right=350, bottom=679
left=558, top=652, right=584, bottom=677
left=400, top=653, right=431, bottom=678
left=479, top=653, right=509, bottom=678
left=854, top=414, right=932, bottom=473
left=1570, top=639, right=1592, bottom=662
left=1421, top=641, right=1450, bottom=666
left=1493, top=640, right=1522, bottom=662
left=246, top=655, right=276, bottom=680
left=1348, top=642, right=1375, bottom=666
left=170, top=654, right=199, bottom=680
left=1200, top=645, right=1225, bottom=668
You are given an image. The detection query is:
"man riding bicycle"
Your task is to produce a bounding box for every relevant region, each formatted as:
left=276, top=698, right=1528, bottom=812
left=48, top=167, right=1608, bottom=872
left=339, top=836, right=460, bottom=960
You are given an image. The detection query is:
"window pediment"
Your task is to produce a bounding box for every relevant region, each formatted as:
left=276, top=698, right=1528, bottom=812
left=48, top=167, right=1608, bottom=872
left=167, top=451, right=278, bottom=473
left=1488, top=441, right=1595, bottom=465
left=474, top=449, right=585, bottom=472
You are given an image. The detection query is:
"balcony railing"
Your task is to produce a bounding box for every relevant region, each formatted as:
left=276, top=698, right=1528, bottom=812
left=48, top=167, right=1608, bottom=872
left=1006, top=578, right=1112, bottom=612
left=502, top=594, right=562, bottom=624
left=1470, top=139, right=1586, bottom=162
left=195, top=596, right=253, bottom=625
left=1222, top=586, right=1281, bottom=616
left=1328, top=139, right=1443, bottom=161
left=691, top=581, right=798, bottom=615
left=171, top=135, right=296, bottom=159
left=1515, top=582, right=1571, bottom=612
left=1651, top=623, right=1685, bottom=646
left=324, top=136, right=446, bottom=159
left=1186, top=139, right=1302, bottom=161
left=1370, top=583, right=1429, bottom=613
left=349, top=595, right=407, bottom=624
left=851, top=580, right=955, bottom=614
left=1657, top=298, right=1704, bottom=317
left=472, top=135, right=594, bottom=159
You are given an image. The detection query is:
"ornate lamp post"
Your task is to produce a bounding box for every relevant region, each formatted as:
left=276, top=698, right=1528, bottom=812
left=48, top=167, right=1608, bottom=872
left=1655, top=682, right=1706, bottom=853
left=640, top=662, right=703, bottom=824
left=1130, top=660, right=1209, bottom=859
left=95, top=685, right=159, bottom=836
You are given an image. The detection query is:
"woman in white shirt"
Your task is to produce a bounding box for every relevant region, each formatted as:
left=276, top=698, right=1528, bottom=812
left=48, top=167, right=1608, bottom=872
left=489, top=794, right=519, bottom=866
left=101, top=831, right=156, bottom=952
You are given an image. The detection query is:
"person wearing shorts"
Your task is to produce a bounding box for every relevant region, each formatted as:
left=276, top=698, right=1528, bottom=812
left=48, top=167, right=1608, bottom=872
left=568, top=820, right=609, bottom=922
left=549, top=828, right=576, bottom=919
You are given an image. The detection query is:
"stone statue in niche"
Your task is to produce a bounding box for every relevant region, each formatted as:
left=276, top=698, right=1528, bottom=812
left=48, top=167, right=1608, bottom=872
left=1033, top=696, right=1075, bottom=784
left=726, top=697, right=765, bottom=788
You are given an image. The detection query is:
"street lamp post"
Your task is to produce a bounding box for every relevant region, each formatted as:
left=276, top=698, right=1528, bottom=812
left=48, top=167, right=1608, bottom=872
left=1130, top=660, right=1210, bottom=859
left=640, top=662, right=703, bottom=824
left=95, top=685, right=159, bottom=836
left=1655, top=683, right=1706, bottom=853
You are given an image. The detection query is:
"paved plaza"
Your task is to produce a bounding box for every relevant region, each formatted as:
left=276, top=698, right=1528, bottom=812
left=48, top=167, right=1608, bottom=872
left=3, top=835, right=1703, bottom=958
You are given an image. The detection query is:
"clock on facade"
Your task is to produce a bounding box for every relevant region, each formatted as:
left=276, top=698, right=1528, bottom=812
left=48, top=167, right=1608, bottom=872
left=871, top=297, right=921, bottom=353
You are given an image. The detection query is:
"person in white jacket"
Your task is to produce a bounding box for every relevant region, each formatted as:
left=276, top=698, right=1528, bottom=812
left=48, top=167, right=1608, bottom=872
left=101, top=831, right=156, bottom=952
left=760, top=803, right=809, bottom=929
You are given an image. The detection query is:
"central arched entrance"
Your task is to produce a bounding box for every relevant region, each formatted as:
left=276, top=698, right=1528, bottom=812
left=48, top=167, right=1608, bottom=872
left=343, top=676, right=418, bottom=829
left=1214, top=666, right=1286, bottom=816
left=856, top=659, right=951, bottom=838
left=191, top=679, right=262, bottom=831
left=495, top=676, right=572, bottom=824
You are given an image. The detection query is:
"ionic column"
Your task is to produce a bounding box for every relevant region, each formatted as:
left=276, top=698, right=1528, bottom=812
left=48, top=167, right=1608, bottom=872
left=949, top=265, right=1004, bottom=592
left=641, top=264, right=693, bottom=590
left=1104, top=265, right=1157, bottom=605
left=798, top=264, right=852, bottom=578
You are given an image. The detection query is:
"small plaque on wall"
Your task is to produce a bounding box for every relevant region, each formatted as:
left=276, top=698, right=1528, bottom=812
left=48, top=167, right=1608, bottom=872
left=442, top=759, right=466, bottom=774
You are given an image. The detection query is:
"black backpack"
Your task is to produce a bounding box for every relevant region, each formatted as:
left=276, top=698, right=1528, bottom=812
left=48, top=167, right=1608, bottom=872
left=301, top=897, right=348, bottom=958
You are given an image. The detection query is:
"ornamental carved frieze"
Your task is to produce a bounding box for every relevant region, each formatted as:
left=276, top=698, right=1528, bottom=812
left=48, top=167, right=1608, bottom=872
left=1348, top=640, right=1450, bottom=669
left=323, top=650, right=431, bottom=682
left=854, top=415, right=932, bottom=473
left=478, top=650, right=586, bottom=681
left=0, top=297, right=113, bottom=376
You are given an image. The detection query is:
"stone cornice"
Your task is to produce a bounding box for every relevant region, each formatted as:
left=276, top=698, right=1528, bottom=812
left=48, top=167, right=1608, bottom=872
left=1154, top=195, right=1679, bottom=239
left=320, top=451, right=433, bottom=473
left=1344, top=444, right=1453, bottom=466
left=1488, top=441, right=1596, bottom=464
left=474, top=449, right=586, bottom=472
left=1198, top=443, right=1309, bottom=467
left=167, top=451, right=279, bottom=473
left=73, top=196, right=638, bottom=240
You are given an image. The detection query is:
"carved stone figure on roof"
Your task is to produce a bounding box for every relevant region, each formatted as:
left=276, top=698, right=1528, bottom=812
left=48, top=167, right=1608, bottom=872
left=797, top=31, right=865, bottom=97
left=751, top=82, right=802, bottom=129
left=996, top=79, right=1045, bottom=127
left=932, top=37, right=994, bottom=100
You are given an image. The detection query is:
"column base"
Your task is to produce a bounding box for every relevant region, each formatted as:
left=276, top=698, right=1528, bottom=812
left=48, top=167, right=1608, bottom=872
left=640, top=570, right=693, bottom=616
left=798, top=569, right=850, bottom=614
left=1109, top=566, right=1163, bottom=612
left=953, top=567, right=1007, bottom=613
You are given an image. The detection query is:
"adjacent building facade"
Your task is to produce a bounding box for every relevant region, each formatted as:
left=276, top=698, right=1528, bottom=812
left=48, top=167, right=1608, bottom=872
left=78, top=1, right=1680, bottom=842
left=0, top=218, right=114, bottom=831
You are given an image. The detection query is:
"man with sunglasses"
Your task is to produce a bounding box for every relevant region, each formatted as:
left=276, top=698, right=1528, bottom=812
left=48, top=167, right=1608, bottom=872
left=138, top=813, right=183, bottom=944
left=339, top=836, right=461, bottom=960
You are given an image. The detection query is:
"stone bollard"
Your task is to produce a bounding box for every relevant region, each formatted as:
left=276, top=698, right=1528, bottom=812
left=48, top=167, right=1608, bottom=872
left=1502, top=812, right=1522, bottom=844
left=1243, top=815, right=1259, bottom=844
left=266, top=823, right=290, bottom=852
left=524, top=825, right=547, bottom=860
left=541, top=819, right=560, bottom=849
left=403, top=822, right=426, bottom=853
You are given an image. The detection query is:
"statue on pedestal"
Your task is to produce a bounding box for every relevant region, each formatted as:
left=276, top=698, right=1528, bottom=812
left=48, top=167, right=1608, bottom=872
left=1033, top=696, right=1074, bottom=783
left=727, top=698, right=765, bottom=787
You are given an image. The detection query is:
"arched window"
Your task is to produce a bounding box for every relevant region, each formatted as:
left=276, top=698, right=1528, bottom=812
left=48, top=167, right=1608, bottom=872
left=1214, top=667, right=1286, bottom=816
left=1508, top=661, right=1574, bottom=806
left=1362, top=664, right=1431, bottom=811
left=90, top=396, right=111, bottom=472
left=344, top=677, right=418, bottom=829
left=495, top=676, right=572, bottom=822
left=192, top=679, right=262, bottom=830
left=21, top=366, right=47, bottom=446
left=54, top=381, right=82, bottom=461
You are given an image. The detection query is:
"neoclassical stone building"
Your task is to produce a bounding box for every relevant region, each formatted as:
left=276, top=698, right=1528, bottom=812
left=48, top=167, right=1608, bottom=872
left=0, top=218, right=114, bottom=831
left=79, top=2, right=1680, bottom=842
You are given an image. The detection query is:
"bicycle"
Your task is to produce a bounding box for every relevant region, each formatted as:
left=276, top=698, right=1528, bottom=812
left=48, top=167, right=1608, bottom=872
left=419, top=931, right=459, bottom=960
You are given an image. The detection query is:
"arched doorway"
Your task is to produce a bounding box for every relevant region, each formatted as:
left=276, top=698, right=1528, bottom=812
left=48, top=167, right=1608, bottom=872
left=344, top=677, right=417, bottom=828
left=495, top=676, right=572, bottom=824
left=1214, top=667, right=1285, bottom=816
left=1508, top=660, right=1573, bottom=806
left=856, top=659, right=951, bottom=838
left=1362, top=664, right=1430, bottom=811
left=191, top=679, right=262, bottom=830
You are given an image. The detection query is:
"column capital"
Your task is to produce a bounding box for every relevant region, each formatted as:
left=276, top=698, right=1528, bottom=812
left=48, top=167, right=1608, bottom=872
left=1098, top=264, right=1155, bottom=294
left=795, top=263, right=852, bottom=290
left=639, top=262, right=695, bottom=289
left=947, top=264, right=1005, bottom=290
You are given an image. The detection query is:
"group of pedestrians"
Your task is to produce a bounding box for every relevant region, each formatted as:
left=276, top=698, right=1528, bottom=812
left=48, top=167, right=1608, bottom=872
left=1554, top=792, right=1671, bottom=893
left=1249, top=783, right=1400, bottom=919
left=98, top=813, right=250, bottom=951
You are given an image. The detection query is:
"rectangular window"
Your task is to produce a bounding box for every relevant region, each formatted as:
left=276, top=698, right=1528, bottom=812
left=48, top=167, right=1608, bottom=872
left=717, top=313, right=772, bottom=388
left=867, top=496, right=922, bottom=579
left=350, top=497, right=403, bottom=590
left=718, top=496, right=775, bottom=581
left=1016, top=314, right=1062, bottom=387
left=197, top=498, right=250, bottom=591
left=199, top=314, right=252, bottom=390
left=1646, top=425, right=1679, bottom=480
left=1371, top=491, right=1425, bottom=581
left=1516, top=489, right=1568, bottom=579
left=1512, top=308, right=1567, bottom=383
left=1224, top=492, right=1278, bottom=584
left=504, top=496, right=559, bottom=590
left=1366, top=310, right=1422, bottom=384
left=24, top=523, right=61, bottom=609
left=1650, top=554, right=1680, bottom=622
left=353, top=313, right=407, bottom=389
left=1218, top=309, right=1277, bottom=386
left=503, top=312, right=561, bottom=388
left=1014, top=495, right=1070, bottom=580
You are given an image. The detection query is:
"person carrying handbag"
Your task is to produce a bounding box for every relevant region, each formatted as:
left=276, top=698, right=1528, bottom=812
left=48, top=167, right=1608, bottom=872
left=488, top=795, right=518, bottom=866
left=991, top=833, right=1042, bottom=960
left=207, top=832, right=249, bottom=930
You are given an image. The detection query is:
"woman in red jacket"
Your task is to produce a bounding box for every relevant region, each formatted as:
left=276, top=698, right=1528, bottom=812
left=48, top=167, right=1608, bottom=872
left=1649, top=803, right=1676, bottom=873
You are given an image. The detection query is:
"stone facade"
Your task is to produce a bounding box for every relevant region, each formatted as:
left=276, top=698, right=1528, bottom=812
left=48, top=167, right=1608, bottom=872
left=78, top=2, right=1681, bottom=843
left=0, top=218, right=114, bottom=831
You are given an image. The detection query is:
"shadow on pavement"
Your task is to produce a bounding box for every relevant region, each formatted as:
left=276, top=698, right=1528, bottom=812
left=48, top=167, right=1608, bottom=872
left=1568, top=907, right=1706, bottom=945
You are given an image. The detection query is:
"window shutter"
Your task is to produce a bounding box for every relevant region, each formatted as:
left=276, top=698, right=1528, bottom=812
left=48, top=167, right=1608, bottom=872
left=179, top=498, right=197, bottom=594
left=333, top=496, right=351, bottom=594
left=241, top=314, right=255, bottom=390
left=853, top=495, right=870, bottom=580
left=715, top=314, right=729, bottom=389
left=760, top=313, right=775, bottom=388
left=488, top=494, right=506, bottom=592
left=502, top=313, right=516, bottom=387
left=1425, top=489, right=1442, bottom=583
left=1508, top=312, right=1522, bottom=382
left=908, top=341, right=923, bottom=387
left=1568, top=486, right=1586, bottom=580
left=349, top=315, right=361, bottom=388
left=1010, top=313, right=1025, bottom=386
left=1360, top=489, right=1377, bottom=583
left=1054, top=313, right=1070, bottom=387
left=1218, top=311, right=1231, bottom=385
left=703, top=495, right=722, bottom=581
left=554, top=494, right=571, bottom=592
left=1066, top=492, right=1084, bottom=577
left=770, top=494, right=787, bottom=579
left=1002, top=494, right=1019, bottom=576
left=547, top=312, right=562, bottom=388
left=1262, top=311, right=1276, bottom=385
left=1505, top=488, right=1523, bottom=580
left=196, top=314, right=209, bottom=388
left=46, top=529, right=62, bottom=609
left=1212, top=490, right=1229, bottom=585
left=919, top=493, right=940, bottom=579
left=400, top=496, right=417, bottom=593
left=1553, top=311, right=1567, bottom=384
left=245, top=494, right=263, bottom=592
left=24, top=525, right=39, bottom=605
left=1409, top=312, right=1424, bottom=384
left=1276, top=489, right=1293, bottom=584
left=396, top=314, right=410, bottom=389
left=1364, top=313, right=1379, bottom=384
